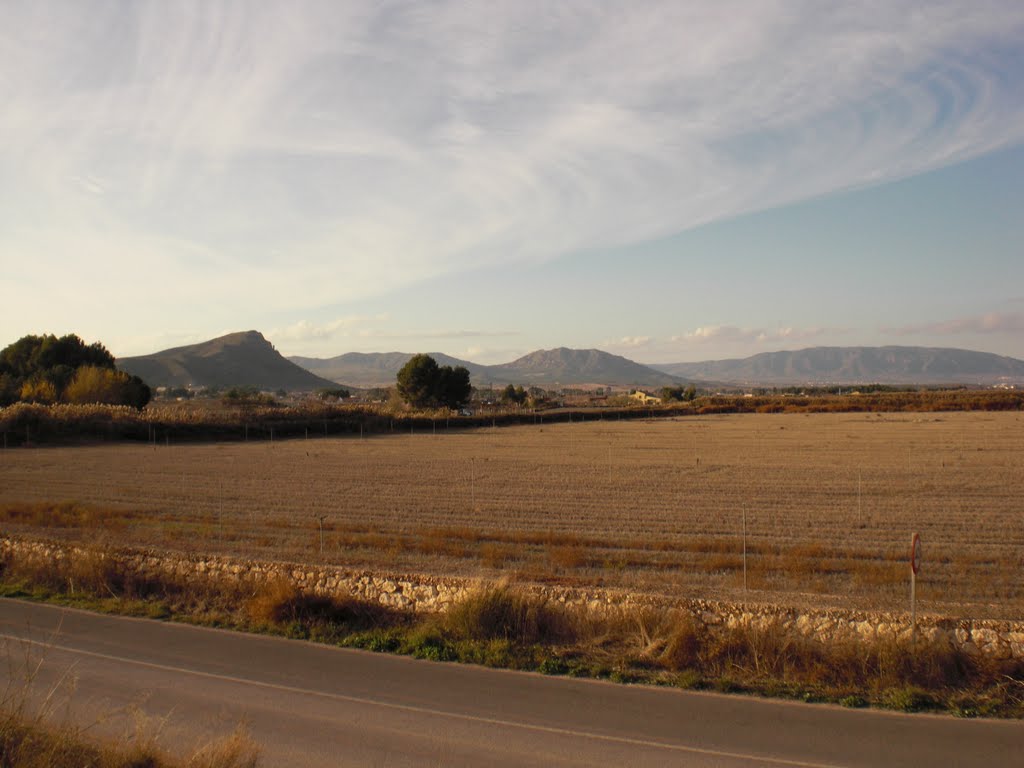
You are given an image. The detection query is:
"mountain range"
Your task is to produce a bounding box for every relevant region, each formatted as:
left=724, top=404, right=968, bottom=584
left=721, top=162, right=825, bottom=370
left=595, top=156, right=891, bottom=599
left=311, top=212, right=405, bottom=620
left=293, top=347, right=680, bottom=388
left=117, top=331, right=1024, bottom=391
left=651, top=346, right=1024, bottom=386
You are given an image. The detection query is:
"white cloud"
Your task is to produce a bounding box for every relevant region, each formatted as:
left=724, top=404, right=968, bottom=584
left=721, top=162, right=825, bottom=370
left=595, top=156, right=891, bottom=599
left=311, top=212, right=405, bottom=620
left=3, top=2, right=1024, bottom=349
left=269, top=315, right=387, bottom=343
left=672, top=325, right=839, bottom=344
left=605, top=335, right=653, bottom=348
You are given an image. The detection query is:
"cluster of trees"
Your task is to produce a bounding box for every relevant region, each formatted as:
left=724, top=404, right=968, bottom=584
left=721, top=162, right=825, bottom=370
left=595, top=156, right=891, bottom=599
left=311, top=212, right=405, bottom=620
left=500, top=384, right=529, bottom=405
left=221, top=386, right=279, bottom=407
left=396, top=354, right=472, bottom=409
left=161, top=386, right=195, bottom=400
left=660, top=385, right=698, bottom=402
left=317, top=387, right=351, bottom=401
left=0, top=334, right=150, bottom=409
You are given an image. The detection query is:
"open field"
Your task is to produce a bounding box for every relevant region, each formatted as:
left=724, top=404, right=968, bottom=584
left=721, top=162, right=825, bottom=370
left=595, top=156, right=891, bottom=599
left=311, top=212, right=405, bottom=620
left=1, top=412, right=1022, bottom=618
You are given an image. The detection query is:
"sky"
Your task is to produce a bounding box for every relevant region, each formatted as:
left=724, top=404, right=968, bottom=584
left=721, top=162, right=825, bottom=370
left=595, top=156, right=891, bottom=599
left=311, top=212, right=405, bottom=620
left=2, top=1, right=1024, bottom=365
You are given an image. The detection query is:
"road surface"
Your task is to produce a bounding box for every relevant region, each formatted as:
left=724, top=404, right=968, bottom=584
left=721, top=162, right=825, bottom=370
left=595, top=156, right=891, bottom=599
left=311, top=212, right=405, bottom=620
left=0, top=599, right=1020, bottom=767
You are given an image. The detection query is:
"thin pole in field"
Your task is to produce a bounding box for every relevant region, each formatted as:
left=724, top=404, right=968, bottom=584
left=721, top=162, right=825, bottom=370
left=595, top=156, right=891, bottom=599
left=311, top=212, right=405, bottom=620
left=858, top=470, right=862, bottom=523
left=317, top=515, right=327, bottom=555
left=910, top=563, right=917, bottom=647
left=910, top=532, right=921, bottom=652
left=471, top=457, right=476, bottom=510
left=742, top=505, right=748, bottom=591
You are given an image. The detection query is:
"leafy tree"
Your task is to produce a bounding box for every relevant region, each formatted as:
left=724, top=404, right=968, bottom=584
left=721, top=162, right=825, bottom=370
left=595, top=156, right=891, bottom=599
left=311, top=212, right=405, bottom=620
left=63, top=366, right=152, bottom=409
left=396, top=354, right=440, bottom=407
left=120, top=374, right=152, bottom=409
left=221, top=386, right=275, bottom=407
left=434, top=365, right=472, bottom=409
left=396, top=354, right=471, bottom=409
left=500, top=384, right=528, bottom=405
left=0, top=334, right=150, bottom=407
left=0, top=334, right=114, bottom=392
left=0, top=373, right=19, bottom=405
left=318, top=387, right=351, bottom=400
left=19, top=377, right=58, bottom=404
left=660, top=385, right=698, bottom=403
left=64, top=366, right=122, bottom=404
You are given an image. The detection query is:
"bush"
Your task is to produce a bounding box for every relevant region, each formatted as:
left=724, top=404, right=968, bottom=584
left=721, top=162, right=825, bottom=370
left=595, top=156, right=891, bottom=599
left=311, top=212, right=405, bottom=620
left=885, top=686, right=937, bottom=712
left=660, top=617, right=704, bottom=671
left=245, top=578, right=403, bottom=632
left=442, top=586, right=575, bottom=645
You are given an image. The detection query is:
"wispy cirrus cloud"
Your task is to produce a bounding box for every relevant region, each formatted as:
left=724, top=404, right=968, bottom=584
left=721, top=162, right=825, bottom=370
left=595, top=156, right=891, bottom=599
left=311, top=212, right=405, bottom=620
left=883, top=311, right=1024, bottom=336
left=3, top=2, right=1024, bottom=352
left=269, top=315, right=389, bottom=343
left=269, top=316, right=518, bottom=350
left=671, top=325, right=841, bottom=345
left=604, top=336, right=653, bottom=349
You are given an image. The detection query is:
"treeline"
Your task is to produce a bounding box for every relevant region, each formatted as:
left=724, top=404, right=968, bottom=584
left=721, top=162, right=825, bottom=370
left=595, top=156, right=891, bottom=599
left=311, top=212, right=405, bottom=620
left=0, top=334, right=150, bottom=409
left=1, top=389, right=1021, bottom=446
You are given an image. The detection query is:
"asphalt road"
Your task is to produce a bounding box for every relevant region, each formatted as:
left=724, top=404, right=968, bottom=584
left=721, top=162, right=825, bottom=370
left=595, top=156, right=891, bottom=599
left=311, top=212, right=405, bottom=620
left=0, top=599, right=1020, bottom=767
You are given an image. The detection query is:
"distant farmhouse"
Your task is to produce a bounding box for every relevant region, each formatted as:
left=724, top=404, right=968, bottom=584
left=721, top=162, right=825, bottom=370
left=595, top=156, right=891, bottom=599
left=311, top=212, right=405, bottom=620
left=629, top=390, right=661, bottom=405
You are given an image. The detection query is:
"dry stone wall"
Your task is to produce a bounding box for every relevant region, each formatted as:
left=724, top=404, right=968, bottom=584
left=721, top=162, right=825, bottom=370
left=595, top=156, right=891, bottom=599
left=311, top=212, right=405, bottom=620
left=3, top=536, right=1021, bottom=660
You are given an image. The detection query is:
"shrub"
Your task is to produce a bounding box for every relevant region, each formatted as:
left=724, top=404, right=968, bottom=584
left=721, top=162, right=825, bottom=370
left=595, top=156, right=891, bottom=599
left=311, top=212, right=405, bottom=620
left=884, top=686, right=937, bottom=712
left=245, top=578, right=403, bottom=632
left=660, top=616, right=704, bottom=671
left=442, top=586, right=575, bottom=645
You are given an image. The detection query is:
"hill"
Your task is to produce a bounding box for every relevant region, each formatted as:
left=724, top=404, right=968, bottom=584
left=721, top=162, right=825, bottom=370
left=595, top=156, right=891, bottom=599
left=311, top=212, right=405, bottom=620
left=652, top=346, right=1024, bottom=386
left=490, top=348, right=680, bottom=387
left=118, top=331, right=340, bottom=391
left=291, top=352, right=491, bottom=388
left=291, top=347, right=681, bottom=388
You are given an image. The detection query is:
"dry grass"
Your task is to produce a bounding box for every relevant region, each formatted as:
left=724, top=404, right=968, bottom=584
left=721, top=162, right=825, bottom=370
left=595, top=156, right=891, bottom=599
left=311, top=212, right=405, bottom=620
left=1, top=412, right=1023, bottom=617
left=2, top=547, right=1021, bottom=716
left=244, top=578, right=405, bottom=634
left=0, top=715, right=259, bottom=768
left=0, top=643, right=260, bottom=768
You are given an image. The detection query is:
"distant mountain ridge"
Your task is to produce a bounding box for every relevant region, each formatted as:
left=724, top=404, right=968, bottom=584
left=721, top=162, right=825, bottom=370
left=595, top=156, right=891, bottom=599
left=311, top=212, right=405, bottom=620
left=292, top=352, right=494, bottom=388
left=291, top=347, right=680, bottom=387
left=652, top=346, right=1024, bottom=385
left=120, top=332, right=1024, bottom=391
left=490, top=348, right=679, bottom=386
left=118, top=331, right=339, bottom=391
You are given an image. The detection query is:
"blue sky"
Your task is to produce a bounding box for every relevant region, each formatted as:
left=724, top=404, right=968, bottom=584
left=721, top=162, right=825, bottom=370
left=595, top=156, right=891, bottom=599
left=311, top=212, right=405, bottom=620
left=2, top=2, right=1023, bottom=364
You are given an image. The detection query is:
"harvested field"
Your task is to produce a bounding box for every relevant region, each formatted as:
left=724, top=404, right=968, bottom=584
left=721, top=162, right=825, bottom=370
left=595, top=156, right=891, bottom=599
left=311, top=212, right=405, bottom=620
left=1, top=412, right=1022, bottom=618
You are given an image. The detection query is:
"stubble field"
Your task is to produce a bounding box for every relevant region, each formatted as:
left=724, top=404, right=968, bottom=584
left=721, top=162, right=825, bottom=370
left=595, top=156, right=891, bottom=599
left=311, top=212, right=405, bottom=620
left=1, top=411, right=1022, bottom=618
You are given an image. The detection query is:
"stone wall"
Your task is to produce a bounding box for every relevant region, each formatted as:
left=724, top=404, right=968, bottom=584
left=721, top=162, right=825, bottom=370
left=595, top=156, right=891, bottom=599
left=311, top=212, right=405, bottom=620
left=2, top=536, right=1021, bottom=660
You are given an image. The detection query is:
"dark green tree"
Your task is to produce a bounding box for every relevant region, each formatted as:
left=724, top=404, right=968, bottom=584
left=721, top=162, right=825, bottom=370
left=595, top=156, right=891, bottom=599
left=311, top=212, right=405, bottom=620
left=317, top=387, right=351, bottom=400
left=396, top=355, right=471, bottom=409
left=396, top=354, right=440, bottom=407
left=0, top=333, right=137, bottom=406
left=120, top=374, right=152, bottom=410
left=660, top=384, right=698, bottom=403
left=500, top=383, right=527, bottom=405
left=434, top=365, right=472, bottom=409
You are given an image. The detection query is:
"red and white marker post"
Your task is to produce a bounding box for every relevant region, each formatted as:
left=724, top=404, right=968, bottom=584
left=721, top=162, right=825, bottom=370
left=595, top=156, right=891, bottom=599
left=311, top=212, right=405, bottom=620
left=910, top=532, right=922, bottom=646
